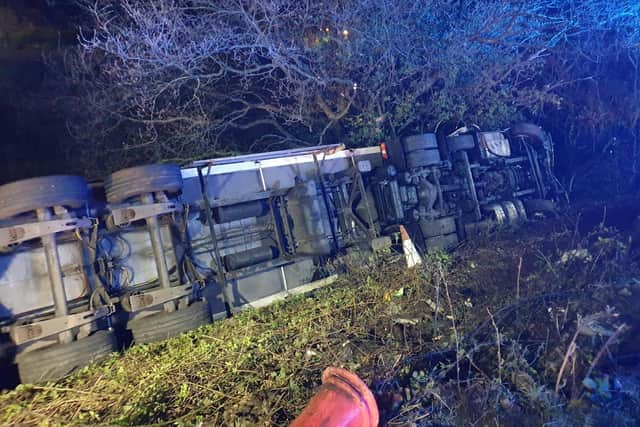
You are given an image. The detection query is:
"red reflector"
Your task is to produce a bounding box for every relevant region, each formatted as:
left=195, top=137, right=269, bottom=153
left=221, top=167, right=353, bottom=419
left=380, top=142, right=389, bottom=160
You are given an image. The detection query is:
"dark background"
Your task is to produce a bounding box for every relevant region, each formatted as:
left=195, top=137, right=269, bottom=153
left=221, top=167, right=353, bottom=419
left=0, top=0, right=79, bottom=183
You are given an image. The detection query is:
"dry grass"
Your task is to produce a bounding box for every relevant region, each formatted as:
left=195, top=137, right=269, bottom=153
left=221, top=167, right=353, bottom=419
left=1, top=219, right=640, bottom=426
left=0, top=254, right=443, bottom=426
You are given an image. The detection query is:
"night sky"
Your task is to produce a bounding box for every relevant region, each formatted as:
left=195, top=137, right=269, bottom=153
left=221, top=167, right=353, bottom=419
left=0, top=0, right=78, bottom=183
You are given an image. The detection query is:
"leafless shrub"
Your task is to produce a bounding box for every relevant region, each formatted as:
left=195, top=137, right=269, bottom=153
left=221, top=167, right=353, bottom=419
left=53, top=0, right=627, bottom=176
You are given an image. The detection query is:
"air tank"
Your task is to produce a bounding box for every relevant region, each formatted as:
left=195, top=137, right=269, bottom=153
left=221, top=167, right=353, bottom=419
left=213, top=200, right=269, bottom=223
left=223, top=246, right=279, bottom=271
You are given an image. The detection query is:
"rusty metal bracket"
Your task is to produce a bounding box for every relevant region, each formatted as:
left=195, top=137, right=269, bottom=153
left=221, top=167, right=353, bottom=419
left=0, top=217, right=93, bottom=247
left=109, top=202, right=179, bottom=226
left=7, top=306, right=110, bottom=346
left=124, top=284, right=192, bottom=312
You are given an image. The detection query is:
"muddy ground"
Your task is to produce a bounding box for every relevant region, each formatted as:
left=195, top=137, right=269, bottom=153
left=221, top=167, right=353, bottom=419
left=375, top=211, right=640, bottom=426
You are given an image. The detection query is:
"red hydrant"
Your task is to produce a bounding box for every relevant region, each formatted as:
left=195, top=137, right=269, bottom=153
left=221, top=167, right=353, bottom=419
left=290, top=367, right=379, bottom=427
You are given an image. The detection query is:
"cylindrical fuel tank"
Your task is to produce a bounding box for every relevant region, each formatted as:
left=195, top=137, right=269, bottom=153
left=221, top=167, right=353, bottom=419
left=223, top=246, right=279, bottom=271
left=213, top=200, right=268, bottom=223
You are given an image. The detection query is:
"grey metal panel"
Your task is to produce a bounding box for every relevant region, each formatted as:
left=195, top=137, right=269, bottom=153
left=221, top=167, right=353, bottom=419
left=107, top=225, right=178, bottom=288
left=220, top=257, right=316, bottom=309
left=0, top=241, right=89, bottom=318
left=261, top=164, right=297, bottom=190
left=189, top=144, right=345, bottom=167
left=180, top=147, right=382, bottom=205
left=187, top=216, right=265, bottom=271
left=204, top=170, right=263, bottom=199
left=180, top=176, right=204, bottom=205
left=286, top=180, right=333, bottom=256
left=201, top=282, right=227, bottom=320
left=283, top=258, right=315, bottom=289
left=175, top=147, right=384, bottom=314
left=226, top=268, right=284, bottom=308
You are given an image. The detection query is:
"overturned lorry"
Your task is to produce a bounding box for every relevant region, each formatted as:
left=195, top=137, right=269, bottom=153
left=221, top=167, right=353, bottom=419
left=0, top=123, right=561, bottom=383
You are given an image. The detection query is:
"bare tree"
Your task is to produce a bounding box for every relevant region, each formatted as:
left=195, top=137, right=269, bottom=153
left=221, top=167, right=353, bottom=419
left=540, top=1, right=640, bottom=194
left=53, top=0, right=639, bottom=177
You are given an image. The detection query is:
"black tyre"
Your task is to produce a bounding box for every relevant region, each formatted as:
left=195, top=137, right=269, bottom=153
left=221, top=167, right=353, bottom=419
left=447, top=135, right=475, bottom=152
left=523, top=199, right=557, bottom=216
left=419, top=217, right=457, bottom=238
left=128, top=300, right=211, bottom=344
left=500, top=201, right=521, bottom=224
left=403, top=133, right=438, bottom=152
left=513, top=200, right=527, bottom=221
left=425, top=233, right=459, bottom=252
left=15, top=330, right=117, bottom=384
left=406, top=149, right=441, bottom=169
left=0, top=175, right=89, bottom=220
left=105, top=164, right=183, bottom=204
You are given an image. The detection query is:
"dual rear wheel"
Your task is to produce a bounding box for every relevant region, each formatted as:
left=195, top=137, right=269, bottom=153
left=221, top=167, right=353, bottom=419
left=0, top=175, right=118, bottom=383
left=403, top=134, right=442, bottom=169
left=105, top=164, right=212, bottom=345
left=0, top=165, right=210, bottom=383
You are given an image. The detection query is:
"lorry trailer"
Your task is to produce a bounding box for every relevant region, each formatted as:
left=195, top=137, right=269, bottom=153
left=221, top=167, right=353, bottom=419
left=0, top=123, right=561, bottom=383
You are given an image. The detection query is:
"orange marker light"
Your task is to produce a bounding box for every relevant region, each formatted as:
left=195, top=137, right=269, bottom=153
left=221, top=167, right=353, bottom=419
left=380, top=142, right=389, bottom=160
